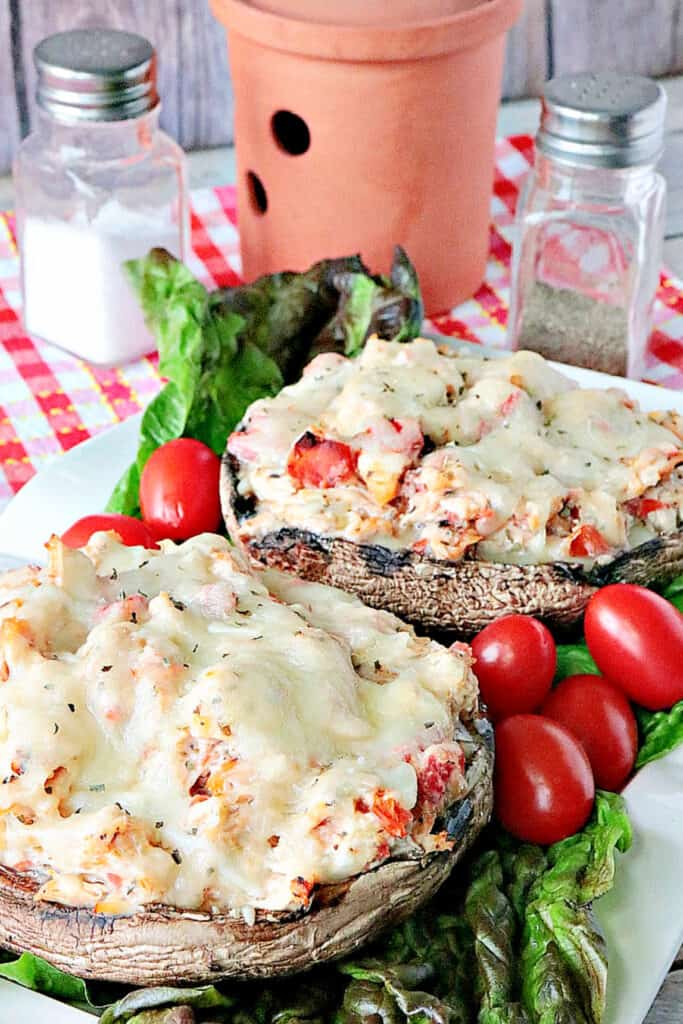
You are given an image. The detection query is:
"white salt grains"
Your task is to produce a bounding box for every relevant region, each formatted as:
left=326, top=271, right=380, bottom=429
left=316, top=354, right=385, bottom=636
left=21, top=202, right=182, bottom=365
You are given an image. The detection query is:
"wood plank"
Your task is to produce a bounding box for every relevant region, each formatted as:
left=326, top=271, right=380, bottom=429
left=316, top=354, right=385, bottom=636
left=19, top=1, right=178, bottom=141
left=177, top=0, right=233, bottom=149
left=665, top=237, right=683, bottom=277
left=643, top=969, right=683, bottom=1024
left=551, top=0, right=683, bottom=79
left=662, top=76, right=683, bottom=133
left=659, top=130, right=683, bottom=238
left=497, top=96, right=541, bottom=137
left=17, top=0, right=233, bottom=151
left=502, top=0, right=548, bottom=99
left=0, top=0, right=20, bottom=176
left=498, top=77, right=683, bottom=136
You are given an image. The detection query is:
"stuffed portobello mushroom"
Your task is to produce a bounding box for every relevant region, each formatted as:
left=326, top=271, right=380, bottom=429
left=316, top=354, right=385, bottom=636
left=0, top=533, right=492, bottom=984
left=222, top=338, right=683, bottom=636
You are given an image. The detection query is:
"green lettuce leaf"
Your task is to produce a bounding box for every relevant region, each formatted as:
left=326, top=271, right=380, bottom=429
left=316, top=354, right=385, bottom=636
left=101, top=974, right=339, bottom=1024
left=498, top=840, right=547, bottom=928
left=126, top=1010, right=195, bottom=1024
left=636, top=700, right=683, bottom=768
left=316, top=248, right=423, bottom=358
left=339, top=961, right=449, bottom=1024
left=99, top=984, right=233, bottom=1023
left=634, top=577, right=683, bottom=768
left=108, top=247, right=422, bottom=517
left=206, top=256, right=365, bottom=381
left=233, top=975, right=339, bottom=1024
left=464, top=850, right=530, bottom=1023
left=342, top=889, right=475, bottom=1024
left=328, top=274, right=378, bottom=358
left=0, top=951, right=110, bottom=1012
left=554, top=643, right=599, bottom=683
left=662, top=575, right=683, bottom=614
left=520, top=792, right=632, bottom=1024
left=107, top=249, right=261, bottom=516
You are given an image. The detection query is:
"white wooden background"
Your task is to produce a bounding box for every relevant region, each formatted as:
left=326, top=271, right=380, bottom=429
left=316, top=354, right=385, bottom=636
left=2, top=0, right=683, bottom=173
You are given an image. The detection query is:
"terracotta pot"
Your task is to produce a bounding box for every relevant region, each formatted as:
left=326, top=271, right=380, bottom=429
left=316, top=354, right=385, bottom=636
left=211, top=0, right=522, bottom=314
left=242, top=0, right=490, bottom=26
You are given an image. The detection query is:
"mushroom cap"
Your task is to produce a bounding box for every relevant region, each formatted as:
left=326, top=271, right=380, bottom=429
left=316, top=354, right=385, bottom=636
left=221, top=453, right=683, bottom=638
left=0, top=718, right=493, bottom=985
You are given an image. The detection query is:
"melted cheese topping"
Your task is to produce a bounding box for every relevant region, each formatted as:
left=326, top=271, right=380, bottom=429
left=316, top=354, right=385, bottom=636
left=230, top=338, right=683, bottom=564
left=0, top=533, right=477, bottom=917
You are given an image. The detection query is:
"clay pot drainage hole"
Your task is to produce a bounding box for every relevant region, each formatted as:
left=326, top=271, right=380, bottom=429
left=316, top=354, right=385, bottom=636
left=271, top=110, right=311, bottom=155
left=247, top=170, right=268, bottom=215
left=247, top=111, right=310, bottom=216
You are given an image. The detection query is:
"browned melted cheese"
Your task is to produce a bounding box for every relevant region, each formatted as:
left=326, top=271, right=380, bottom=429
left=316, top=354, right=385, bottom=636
left=229, top=338, right=683, bottom=564
left=0, top=533, right=477, bottom=918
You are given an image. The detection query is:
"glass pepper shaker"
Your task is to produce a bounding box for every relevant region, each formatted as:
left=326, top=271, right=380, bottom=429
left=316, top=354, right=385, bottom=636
left=14, top=28, right=189, bottom=365
left=508, top=72, right=667, bottom=380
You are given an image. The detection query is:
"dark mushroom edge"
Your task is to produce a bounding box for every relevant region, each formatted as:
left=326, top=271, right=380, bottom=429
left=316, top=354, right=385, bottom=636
left=221, top=452, right=683, bottom=638
left=0, top=717, right=492, bottom=985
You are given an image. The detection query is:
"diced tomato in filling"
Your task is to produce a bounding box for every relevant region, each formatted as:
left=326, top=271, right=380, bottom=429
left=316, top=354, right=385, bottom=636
left=417, top=749, right=465, bottom=809
left=287, top=432, right=357, bottom=488
left=623, top=497, right=667, bottom=518
left=569, top=524, right=611, bottom=558
left=189, top=772, right=211, bottom=801
left=375, top=841, right=391, bottom=862
left=499, top=391, right=521, bottom=419
left=372, top=790, right=412, bottom=838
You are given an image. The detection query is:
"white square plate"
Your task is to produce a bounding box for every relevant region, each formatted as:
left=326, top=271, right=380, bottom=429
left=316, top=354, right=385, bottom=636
left=0, top=347, right=682, bottom=1024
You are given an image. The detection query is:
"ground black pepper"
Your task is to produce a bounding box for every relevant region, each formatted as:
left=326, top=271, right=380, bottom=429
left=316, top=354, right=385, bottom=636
left=517, top=282, right=629, bottom=376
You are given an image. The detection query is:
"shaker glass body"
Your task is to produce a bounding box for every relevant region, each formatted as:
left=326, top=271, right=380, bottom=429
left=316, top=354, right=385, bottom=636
left=15, top=108, right=188, bottom=365
left=509, top=152, right=666, bottom=379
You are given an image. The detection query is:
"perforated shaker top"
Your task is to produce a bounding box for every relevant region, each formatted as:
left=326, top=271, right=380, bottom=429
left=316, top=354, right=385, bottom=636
left=34, top=28, right=158, bottom=123
left=537, top=72, right=666, bottom=168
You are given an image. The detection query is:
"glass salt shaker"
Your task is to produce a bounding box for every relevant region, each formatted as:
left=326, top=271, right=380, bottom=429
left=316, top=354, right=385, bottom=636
left=14, top=29, right=189, bottom=365
left=508, top=72, right=667, bottom=380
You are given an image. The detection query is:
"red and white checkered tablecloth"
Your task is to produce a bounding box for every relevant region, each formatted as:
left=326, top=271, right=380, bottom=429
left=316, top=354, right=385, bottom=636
left=1, top=133, right=683, bottom=517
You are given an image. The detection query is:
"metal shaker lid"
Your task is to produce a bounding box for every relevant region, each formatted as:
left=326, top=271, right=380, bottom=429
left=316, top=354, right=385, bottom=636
left=537, top=72, right=666, bottom=168
left=35, top=28, right=158, bottom=123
